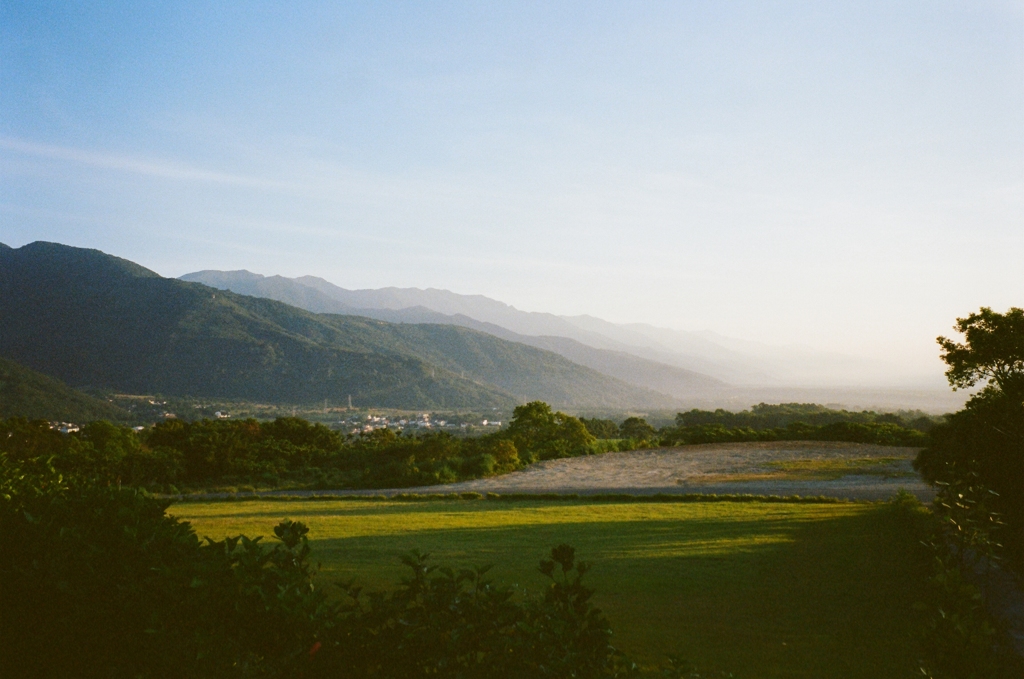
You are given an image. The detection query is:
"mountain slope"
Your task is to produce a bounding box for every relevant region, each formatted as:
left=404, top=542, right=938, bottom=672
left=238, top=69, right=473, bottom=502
left=490, top=334, right=727, bottom=398
left=287, top=275, right=632, bottom=347
left=0, top=243, right=513, bottom=408
left=183, top=268, right=921, bottom=388
left=180, top=269, right=726, bottom=398
left=0, top=356, right=129, bottom=422
left=321, top=321, right=681, bottom=407
left=265, top=275, right=773, bottom=380
left=181, top=269, right=354, bottom=314
left=2, top=242, right=675, bottom=409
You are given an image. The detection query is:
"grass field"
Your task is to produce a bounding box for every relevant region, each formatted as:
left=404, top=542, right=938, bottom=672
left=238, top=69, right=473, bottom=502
left=173, top=497, right=931, bottom=678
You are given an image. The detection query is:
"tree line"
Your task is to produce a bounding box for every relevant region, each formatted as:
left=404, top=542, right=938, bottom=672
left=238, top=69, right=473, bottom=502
left=583, top=405, right=930, bottom=448
left=0, top=399, right=932, bottom=494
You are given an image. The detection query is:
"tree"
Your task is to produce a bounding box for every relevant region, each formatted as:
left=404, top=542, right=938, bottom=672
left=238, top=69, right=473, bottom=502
left=916, top=306, right=1024, bottom=563
left=579, top=417, right=619, bottom=440
left=937, top=306, right=1024, bottom=398
left=618, top=417, right=656, bottom=442
left=504, top=401, right=595, bottom=460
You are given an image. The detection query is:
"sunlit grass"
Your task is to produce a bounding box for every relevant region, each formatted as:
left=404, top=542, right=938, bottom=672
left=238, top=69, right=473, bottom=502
left=174, top=498, right=930, bottom=678
left=692, top=457, right=915, bottom=483
left=767, top=456, right=912, bottom=479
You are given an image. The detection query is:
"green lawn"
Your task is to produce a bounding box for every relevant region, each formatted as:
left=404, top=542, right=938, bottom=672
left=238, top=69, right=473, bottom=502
left=173, top=498, right=930, bottom=678
left=765, top=456, right=915, bottom=479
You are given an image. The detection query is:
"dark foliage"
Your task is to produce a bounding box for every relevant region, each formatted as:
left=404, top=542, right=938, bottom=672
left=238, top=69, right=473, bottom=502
left=914, top=476, right=1024, bottom=678
left=937, top=306, right=1024, bottom=399
left=673, top=402, right=939, bottom=432
left=504, top=401, right=596, bottom=461
left=580, top=417, right=621, bottom=439
left=913, top=307, right=1024, bottom=677
left=917, top=306, right=1024, bottom=563
left=0, top=455, right=631, bottom=678
left=661, top=420, right=927, bottom=447
left=915, top=390, right=1024, bottom=562
left=0, top=462, right=330, bottom=678
left=619, top=417, right=657, bottom=443
left=314, top=545, right=632, bottom=679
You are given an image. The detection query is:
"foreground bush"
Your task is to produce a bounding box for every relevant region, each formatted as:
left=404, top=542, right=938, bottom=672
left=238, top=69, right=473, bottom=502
left=913, top=479, right=1024, bottom=679
left=0, top=459, right=631, bottom=678
left=314, top=544, right=632, bottom=679
left=0, top=465, right=329, bottom=678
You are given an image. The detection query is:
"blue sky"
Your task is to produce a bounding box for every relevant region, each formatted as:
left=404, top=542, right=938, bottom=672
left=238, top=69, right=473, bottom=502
left=2, top=1, right=1022, bottom=376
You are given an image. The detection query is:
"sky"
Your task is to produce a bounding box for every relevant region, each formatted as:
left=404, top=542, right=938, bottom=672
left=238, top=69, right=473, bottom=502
left=2, top=1, right=1022, bottom=378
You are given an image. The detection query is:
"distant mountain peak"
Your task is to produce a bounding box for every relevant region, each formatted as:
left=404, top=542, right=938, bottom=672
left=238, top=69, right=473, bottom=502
left=6, top=241, right=160, bottom=280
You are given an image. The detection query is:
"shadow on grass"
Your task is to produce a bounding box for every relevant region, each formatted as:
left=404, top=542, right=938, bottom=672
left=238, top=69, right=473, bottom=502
left=306, top=504, right=931, bottom=679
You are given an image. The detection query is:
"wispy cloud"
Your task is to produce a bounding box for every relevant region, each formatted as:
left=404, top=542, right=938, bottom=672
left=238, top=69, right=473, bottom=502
left=0, top=136, right=290, bottom=190
left=0, top=135, right=494, bottom=209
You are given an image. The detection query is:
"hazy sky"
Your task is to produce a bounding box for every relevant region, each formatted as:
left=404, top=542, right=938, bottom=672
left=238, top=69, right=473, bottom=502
left=2, top=1, right=1022, bottom=376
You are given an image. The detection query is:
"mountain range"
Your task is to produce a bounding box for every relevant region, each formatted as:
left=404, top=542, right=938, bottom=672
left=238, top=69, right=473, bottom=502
left=0, top=242, right=680, bottom=410
left=180, top=269, right=932, bottom=390
left=180, top=269, right=726, bottom=400
left=179, top=268, right=968, bottom=413
left=0, top=242, right=964, bottom=415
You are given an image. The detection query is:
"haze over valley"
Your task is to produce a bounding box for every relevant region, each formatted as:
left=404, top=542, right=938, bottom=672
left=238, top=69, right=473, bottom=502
left=0, top=238, right=970, bottom=416
left=180, top=267, right=967, bottom=412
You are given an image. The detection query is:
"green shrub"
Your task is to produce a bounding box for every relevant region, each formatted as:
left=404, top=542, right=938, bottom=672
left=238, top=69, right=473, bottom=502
left=313, top=544, right=629, bottom=679
left=0, top=481, right=328, bottom=678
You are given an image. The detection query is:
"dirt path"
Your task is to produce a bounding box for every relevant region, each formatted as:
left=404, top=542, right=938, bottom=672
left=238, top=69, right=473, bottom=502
left=253, top=441, right=934, bottom=502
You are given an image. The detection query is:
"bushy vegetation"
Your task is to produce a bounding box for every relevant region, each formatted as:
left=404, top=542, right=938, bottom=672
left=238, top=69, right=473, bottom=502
left=674, top=402, right=939, bottom=431
left=1, top=398, right=933, bottom=495
left=0, top=401, right=599, bottom=493
left=0, top=458, right=632, bottom=678
left=660, top=419, right=928, bottom=447
left=911, top=307, right=1024, bottom=678
left=582, top=405, right=931, bottom=449
left=915, top=306, right=1024, bottom=564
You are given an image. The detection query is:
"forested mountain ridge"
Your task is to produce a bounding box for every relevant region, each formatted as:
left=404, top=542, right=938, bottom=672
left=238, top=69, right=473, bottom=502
left=1, top=242, right=677, bottom=409
left=182, top=269, right=637, bottom=349
left=181, top=268, right=727, bottom=398
left=183, top=268, right=926, bottom=389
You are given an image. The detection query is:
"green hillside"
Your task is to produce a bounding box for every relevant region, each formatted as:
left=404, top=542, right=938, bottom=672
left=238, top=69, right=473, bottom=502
left=183, top=269, right=727, bottom=400
left=322, top=321, right=678, bottom=408
left=0, top=356, right=128, bottom=422
left=0, top=242, right=676, bottom=409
